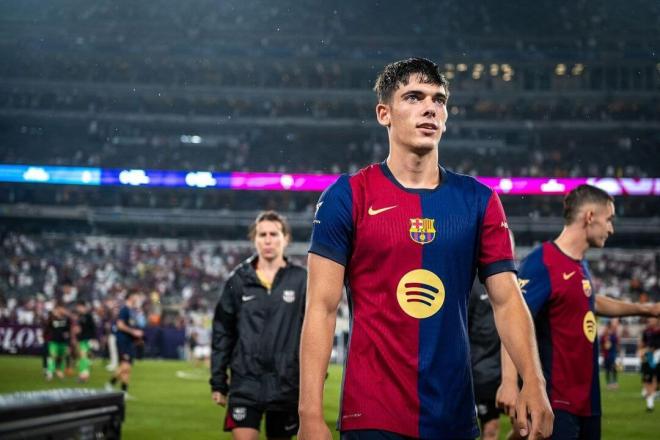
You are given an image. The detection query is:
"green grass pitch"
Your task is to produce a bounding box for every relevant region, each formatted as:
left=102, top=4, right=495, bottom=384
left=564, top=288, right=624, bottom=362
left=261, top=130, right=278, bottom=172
left=0, top=356, right=657, bottom=439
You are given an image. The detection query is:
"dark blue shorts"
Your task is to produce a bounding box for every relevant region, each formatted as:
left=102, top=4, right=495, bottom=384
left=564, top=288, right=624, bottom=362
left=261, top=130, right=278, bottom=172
left=552, top=410, right=601, bottom=440
left=117, top=340, right=135, bottom=364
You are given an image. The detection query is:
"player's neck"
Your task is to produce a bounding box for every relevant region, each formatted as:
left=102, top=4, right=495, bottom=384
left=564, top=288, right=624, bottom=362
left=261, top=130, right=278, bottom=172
left=256, top=256, right=286, bottom=273
left=385, top=147, right=439, bottom=189
left=554, top=227, right=589, bottom=260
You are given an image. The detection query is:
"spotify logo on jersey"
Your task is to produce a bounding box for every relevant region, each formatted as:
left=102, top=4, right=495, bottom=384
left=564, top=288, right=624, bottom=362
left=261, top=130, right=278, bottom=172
left=583, top=311, right=597, bottom=343
left=397, top=269, right=445, bottom=319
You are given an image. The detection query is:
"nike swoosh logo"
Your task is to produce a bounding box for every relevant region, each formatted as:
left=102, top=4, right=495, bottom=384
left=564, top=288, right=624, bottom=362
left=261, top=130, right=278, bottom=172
left=284, top=424, right=298, bottom=431
left=241, top=295, right=256, bottom=302
left=563, top=271, right=576, bottom=280
left=479, top=294, right=489, bottom=301
left=368, top=205, right=397, bottom=216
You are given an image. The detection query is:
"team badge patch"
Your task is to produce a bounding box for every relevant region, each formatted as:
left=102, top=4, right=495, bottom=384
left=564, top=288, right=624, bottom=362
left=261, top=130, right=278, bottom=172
left=409, top=218, right=436, bottom=245
left=232, top=407, right=247, bottom=421
left=396, top=269, right=445, bottom=319
left=282, top=289, right=296, bottom=303
left=582, top=279, right=592, bottom=297
left=583, top=311, right=597, bottom=342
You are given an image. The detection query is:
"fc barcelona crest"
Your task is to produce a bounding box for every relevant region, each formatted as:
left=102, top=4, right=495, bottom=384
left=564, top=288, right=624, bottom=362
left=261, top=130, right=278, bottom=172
left=409, top=218, right=436, bottom=245
left=582, top=279, right=592, bottom=297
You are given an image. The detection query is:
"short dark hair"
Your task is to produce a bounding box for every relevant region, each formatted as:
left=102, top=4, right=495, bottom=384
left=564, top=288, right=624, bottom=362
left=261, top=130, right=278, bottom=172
left=373, top=57, right=449, bottom=103
left=563, top=184, right=614, bottom=224
left=248, top=210, right=291, bottom=240
left=125, top=289, right=141, bottom=300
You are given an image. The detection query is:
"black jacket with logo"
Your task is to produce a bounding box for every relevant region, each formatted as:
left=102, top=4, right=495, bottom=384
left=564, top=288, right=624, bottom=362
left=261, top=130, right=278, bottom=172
left=210, top=255, right=307, bottom=410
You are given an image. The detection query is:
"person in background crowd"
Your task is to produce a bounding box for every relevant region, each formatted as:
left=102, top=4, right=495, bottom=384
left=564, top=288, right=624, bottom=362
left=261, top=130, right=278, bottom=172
left=639, top=317, right=660, bottom=411
left=600, top=319, right=620, bottom=390
left=46, top=301, right=72, bottom=381
left=74, top=300, right=97, bottom=382
left=211, top=211, right=307, bottom=440
left=106, top=290, right=144, bottom=399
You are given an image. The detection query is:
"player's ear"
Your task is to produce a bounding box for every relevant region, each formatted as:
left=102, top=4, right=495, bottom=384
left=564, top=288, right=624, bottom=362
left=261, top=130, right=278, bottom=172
left=376, top=103, right=391, bottom=127
left=584, top=208, right=594, bottom=225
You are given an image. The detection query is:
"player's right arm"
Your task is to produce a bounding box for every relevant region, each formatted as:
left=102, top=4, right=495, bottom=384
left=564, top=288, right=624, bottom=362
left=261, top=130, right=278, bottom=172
left=298, top=175, right=353, bottom=440
left=496, top=247, right=553, bottom=439
left=298, top=253, right=344, bottom=440
left=117, top=309, right=142, bottom=339
left=210, top=275, right=240, bottom=405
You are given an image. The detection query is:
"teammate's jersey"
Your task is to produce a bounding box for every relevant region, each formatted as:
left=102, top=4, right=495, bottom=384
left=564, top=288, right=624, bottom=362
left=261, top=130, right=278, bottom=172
left=642, top=325, right=660, bottom=350
left=310, top=162, right=515, bottom=438
left=518, top=241, right=600, bottom=417
left=48, top=315, right=71, bottom=343
left=116, top=305, right=138, bottom=346
left=78, top=312, right=96, bottom=341
left=600, top=332, right=618, bottom=361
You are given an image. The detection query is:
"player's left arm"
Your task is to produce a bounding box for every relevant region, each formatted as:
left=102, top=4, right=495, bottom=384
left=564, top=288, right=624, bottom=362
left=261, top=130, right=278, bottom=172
left=479, top=190, right=552, bottom=439
left=595, top=294, right=659, bottom=317
left=486, top=272, right=553, bottom=439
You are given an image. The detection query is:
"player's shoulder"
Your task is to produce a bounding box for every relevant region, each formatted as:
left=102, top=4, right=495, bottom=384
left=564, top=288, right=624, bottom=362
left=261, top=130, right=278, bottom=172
left=519, top=243, right=551, bottom=274
left=522, top=243, right=547, bottom=262
left=319, top=171, right=353, bottom=201
left=226, top=255, right=257, bottom=283
left=316, top=163, right=385, bottom=209
left=443, top=168, right=494, bottom=200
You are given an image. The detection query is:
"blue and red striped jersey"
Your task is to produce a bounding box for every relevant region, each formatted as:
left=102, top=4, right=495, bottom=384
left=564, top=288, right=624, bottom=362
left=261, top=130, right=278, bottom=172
left=518, top=241, right=601, bottom=417
left=309, top=162, right=515, bottom=438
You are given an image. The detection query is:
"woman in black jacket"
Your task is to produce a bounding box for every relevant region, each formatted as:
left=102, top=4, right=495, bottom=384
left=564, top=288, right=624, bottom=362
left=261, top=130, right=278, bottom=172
left=210, top=211, right=307, bottom=440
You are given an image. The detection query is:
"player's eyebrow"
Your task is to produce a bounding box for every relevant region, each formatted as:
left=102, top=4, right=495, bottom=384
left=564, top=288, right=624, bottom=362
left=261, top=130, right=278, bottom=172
left=402, top=90, right=448, bottom=102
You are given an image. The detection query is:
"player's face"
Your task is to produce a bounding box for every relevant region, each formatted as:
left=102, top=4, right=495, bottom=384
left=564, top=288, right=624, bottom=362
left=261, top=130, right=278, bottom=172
left=377, top=75, right=448, bottom=152
left=586, top=201, right=615, bottom=248
left=254, top=220, right=288, bottom=263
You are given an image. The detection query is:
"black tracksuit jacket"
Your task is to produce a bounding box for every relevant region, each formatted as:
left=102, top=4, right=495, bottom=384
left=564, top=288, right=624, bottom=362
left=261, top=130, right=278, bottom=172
left=210, top=255, right=307, bottom=410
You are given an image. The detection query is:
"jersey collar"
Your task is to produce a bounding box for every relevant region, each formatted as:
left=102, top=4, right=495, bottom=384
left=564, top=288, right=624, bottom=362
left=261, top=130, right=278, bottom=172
left=379, top=160, right=447, bottom=194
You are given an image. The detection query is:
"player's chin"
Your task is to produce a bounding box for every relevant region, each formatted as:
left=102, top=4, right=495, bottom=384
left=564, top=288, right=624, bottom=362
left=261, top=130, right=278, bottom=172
left=411, top=138, right=439, bottom=151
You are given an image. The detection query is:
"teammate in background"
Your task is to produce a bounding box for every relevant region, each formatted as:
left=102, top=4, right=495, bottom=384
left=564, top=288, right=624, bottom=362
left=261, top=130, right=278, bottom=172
left=46, top=301, right=72, bottom=380
left=210, top=211, right=307, bottom=440
left=299, top=58, right=553, bottom=440
left=468, top=230, right=517, bottom=440
left=600, top=319, right=620, bottom=390
left=74, top=300, right=97, bottom=382
left=106, top=290, right=144, bottom=398
left=192, top=326, right=211, bottom=368
left=498, top=184, right=660, bottom=439
left=639, top=317, right=660, bottom=411
left=105, top=303, right=119, bottom=371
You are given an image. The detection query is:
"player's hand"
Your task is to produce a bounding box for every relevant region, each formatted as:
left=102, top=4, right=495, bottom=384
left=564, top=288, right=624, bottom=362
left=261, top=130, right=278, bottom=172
left=496, top=379, right=519, bottom=418
left=514, top=378, right=553, bottom=439
left=133, top=329, right=144, bottom=338
left=652, top=302, right=660, bottom=317
left=298, top=416, right=332, bottom=440
left=211, top=391, right=227, bottom=406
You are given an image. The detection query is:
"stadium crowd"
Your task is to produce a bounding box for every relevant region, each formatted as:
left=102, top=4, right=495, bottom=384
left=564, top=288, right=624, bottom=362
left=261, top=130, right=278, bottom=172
left=0, top=233, right=656, bottom=334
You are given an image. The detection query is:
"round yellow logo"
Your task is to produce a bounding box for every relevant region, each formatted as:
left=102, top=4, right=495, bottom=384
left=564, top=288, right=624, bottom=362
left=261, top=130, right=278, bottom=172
left=396, top=269, right=445, bottom=319
left=583, top=311, right=597, bottom=343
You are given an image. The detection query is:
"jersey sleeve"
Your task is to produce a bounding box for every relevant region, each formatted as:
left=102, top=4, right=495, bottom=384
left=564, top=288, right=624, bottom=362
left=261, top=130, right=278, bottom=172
left=517, top=249, right=552, bottom=316
left=477, top=190, right=516, bottom=281
left=308, top=175, right=353, bottom=266
left=210, top=274, right=240, bottom=394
